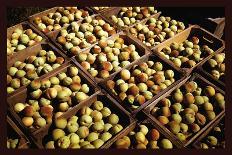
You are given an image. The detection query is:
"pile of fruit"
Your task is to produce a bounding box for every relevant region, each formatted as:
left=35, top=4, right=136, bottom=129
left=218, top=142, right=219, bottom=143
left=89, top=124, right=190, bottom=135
left=106, top=59, right=178, bottom=110
left=129, top=16, right=185, bottom=47
left=110, top=7, right=158, bottom=28
left=113, top=123, right=174, bottom=149
left=12, top=66, right=93, bottom=129
left=7, top=28, right=43, bottom=56
left=158, top=37, right=215, bottom=68
left=43, top=100, right=124, bottom=149
left=32, top=7, right=92, bottom=33
left=7, top=49, right=66, bottom=94
left=149, top=81, right=225, bottom=143
left=74, top=36, right=143, bottom=79
left=203, top=52, right=225, bottom=81
left=197, top=118, right=225, bottom=149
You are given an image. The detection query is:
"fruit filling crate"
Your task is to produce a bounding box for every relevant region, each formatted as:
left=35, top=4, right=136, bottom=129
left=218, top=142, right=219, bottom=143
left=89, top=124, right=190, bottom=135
left=7, top=41, right=69, bottom=97
left=7, top=61, right=99, bottom=135
left=197, top=50, right=225, bottom=89
left=153, top=25, right=225, bottom=73
left=144, top=73, right=225, bottom=147
left=31, top=90, right=135, bottom=149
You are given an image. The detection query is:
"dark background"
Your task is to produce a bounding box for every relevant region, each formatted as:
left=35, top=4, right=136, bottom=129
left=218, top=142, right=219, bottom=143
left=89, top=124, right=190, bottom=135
left=7, top=7, right=49, bottom=27
left=158, top=7, right=224, bottom=24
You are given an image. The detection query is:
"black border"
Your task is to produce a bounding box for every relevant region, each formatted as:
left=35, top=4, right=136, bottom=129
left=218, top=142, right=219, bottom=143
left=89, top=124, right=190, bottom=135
left=1, top=0, right=232, bottom=155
